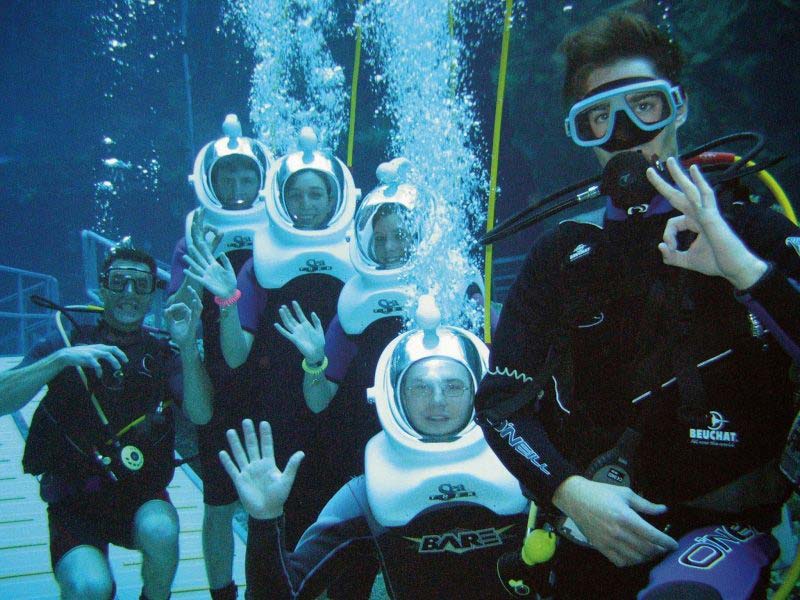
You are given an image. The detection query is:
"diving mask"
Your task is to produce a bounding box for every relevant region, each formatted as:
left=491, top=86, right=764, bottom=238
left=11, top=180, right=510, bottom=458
left=101, top=268, right=156, bottom=295
left=565, top=78, right=684, bottom=150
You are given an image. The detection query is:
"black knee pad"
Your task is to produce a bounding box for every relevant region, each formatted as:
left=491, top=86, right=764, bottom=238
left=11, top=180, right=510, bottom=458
left=640, top=581, right=722, bottom=600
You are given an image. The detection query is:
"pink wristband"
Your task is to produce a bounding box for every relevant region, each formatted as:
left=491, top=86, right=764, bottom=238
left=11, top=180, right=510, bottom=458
left=214, top=289, right=242, bottom=307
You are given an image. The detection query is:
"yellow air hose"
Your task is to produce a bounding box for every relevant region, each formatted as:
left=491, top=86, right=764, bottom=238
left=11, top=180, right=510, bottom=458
left=734, top=155, right=797, bottom=225
left=483, top=0, right=514, bottom=344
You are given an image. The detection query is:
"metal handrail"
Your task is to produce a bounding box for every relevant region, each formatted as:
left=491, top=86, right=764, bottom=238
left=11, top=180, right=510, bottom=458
left=0, top=265, right=60, bottom=356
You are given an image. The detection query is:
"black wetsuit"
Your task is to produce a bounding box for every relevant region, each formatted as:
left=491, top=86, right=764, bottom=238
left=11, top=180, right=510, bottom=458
left=21, top=321, right=181, bottom=567
left=168, top=237, right=253, bottom=506
left=244, top=476, right=526, bottom=600
left=476, top=193, right=800, bottom=597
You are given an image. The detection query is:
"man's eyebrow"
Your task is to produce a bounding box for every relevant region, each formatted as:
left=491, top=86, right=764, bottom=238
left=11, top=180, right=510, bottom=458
left=627, top=92, right=660, bottom=101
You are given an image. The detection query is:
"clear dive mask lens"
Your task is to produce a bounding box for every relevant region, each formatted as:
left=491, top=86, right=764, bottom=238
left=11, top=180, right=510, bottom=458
left=104, top=268, right=156, bottom=294
left=565, top=79, right=683, bottom=148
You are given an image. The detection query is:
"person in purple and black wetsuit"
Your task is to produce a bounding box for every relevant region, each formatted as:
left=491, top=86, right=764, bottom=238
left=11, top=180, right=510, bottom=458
left=167, top=114, right=273, bottom=600
left=182, top=128, right=358, bottom=581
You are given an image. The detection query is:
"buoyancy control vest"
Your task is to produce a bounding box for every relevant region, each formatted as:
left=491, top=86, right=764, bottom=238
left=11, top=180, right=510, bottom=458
left=23, top=323, right=178, bottom=503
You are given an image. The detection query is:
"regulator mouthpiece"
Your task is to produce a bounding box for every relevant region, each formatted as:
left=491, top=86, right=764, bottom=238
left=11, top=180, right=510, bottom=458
left=600, top=151, right=660, bottom=211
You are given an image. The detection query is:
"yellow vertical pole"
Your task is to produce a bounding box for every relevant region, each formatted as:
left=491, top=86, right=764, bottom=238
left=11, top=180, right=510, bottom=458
left=347, top=0, right=365, bottom=168
left=484, top=0, right=514, bottom=344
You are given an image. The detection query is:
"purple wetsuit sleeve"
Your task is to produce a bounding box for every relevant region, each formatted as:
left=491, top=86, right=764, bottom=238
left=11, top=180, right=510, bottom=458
left=236, top=259, right=267, bottom=334
left=323, top=315, right=358, bottom=384
left=166, top=237, right=188, bottom=296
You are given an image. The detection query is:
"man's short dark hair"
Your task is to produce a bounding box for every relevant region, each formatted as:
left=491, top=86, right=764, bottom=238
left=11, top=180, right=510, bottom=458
left=559, top=11, right=685, bottom=106
left=100, top=246, right=157, bottom=279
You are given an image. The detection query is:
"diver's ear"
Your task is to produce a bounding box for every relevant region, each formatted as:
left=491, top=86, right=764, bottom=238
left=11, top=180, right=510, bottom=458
left=675, top=90, right=688, bottom=128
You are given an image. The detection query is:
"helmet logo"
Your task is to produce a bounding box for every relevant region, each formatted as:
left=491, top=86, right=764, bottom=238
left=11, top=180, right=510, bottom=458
left=226, top=235, right=252, bottom=250
left=299, top=258, right=333, bottom=273
left=428, top=482, right=476, bottom=502
left=374, top=299, right=404, bottom=315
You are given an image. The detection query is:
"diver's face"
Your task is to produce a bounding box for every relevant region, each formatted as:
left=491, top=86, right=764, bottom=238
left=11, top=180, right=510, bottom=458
left=213, top=165, right=260, bottom=210
left=284, top=171, right=334, bottom=230
left=585, top=57, right=685, bottom=168
left=401, top=358, right=474, bottom=438
left=373, top=213, right=412, bottom=268
left=100, top=259, right=154, bottom=332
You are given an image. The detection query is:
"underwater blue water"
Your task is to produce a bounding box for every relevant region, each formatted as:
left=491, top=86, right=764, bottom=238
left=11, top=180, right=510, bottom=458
left=1, top=0, right=798, bottom=318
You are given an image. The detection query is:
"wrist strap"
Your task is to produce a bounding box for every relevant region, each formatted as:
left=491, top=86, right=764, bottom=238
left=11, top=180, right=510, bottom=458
left=214, top=289, right=242, bottom=308
left=302, top=356, right=328, bottom=375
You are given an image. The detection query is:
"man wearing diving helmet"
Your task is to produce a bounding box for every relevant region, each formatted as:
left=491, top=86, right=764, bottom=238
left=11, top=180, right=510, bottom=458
left=219, top=298, right=530, bottom=599
left=476, top=10, right=800, bottom=599
left=166, top=114, right=272, bottom=600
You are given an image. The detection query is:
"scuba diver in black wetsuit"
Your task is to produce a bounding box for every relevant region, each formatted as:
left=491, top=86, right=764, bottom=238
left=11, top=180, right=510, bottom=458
left=2, top=242, right=212, bottom=600
left=475, top=10, right=800, bottom=600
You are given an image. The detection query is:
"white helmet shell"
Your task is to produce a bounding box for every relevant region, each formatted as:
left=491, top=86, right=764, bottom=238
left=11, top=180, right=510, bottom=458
left=189, top=114, right=274, bottom=223
left=253, top=127, right=357, bottom=289
left=364, top=297, right=526, bottom=526
left=336, top=158, right=429, bottom=335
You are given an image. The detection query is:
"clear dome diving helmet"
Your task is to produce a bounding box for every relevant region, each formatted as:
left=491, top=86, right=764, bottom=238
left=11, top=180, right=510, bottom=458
left=338, top=158, right=426, bottom=335
left=254, top=127, right=357, bottom=288
left=364, top=296, right=527, bottom=527
left=187, top=114, right=274, bottom=254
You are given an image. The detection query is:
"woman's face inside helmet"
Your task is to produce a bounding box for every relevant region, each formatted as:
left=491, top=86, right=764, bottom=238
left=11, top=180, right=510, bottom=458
left=211, top=155, right=261, bottom=210
left=284, top=170, right=335, bottom=230
left=372, top=207, right=414, bottom=269
left=400, top=357, right=474, bottom=439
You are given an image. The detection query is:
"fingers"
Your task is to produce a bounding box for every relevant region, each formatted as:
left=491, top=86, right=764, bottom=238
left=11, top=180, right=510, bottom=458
left=688, top=164, right=719, bottom=213
left=626, top=493, right=678, bottom=551
left=259, top=421, right=276, bottom=467
left=277, top=304, right=299, bottom=329
left=291, top=300, right=308, bottom=323
left=661, top=215, right=696, bottom=252
left=311, top=312, right=322, bottom=331
left=88, top=357, right=104, bottom=378
left=164, top=302, right=189, bottom=320
left=282, top=451, right=305, bottom=490
left=273, top=321, right=293, bottom=342
left=182, top=269, right=206, bottom=288
left=646, top=165, right=687, bottom=212
left=226, top=425, right=249, bottom=472
left=219, top=450, right=240, bottom=481
left=106, top=345, right=129, bottom=365
left=219, top=253, right=234, bottom=274
left=242, top=418, right=261, bottom=464
left=183, top=249, right=207, bottom=274
left=186, top=285, right=203, bottom=314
